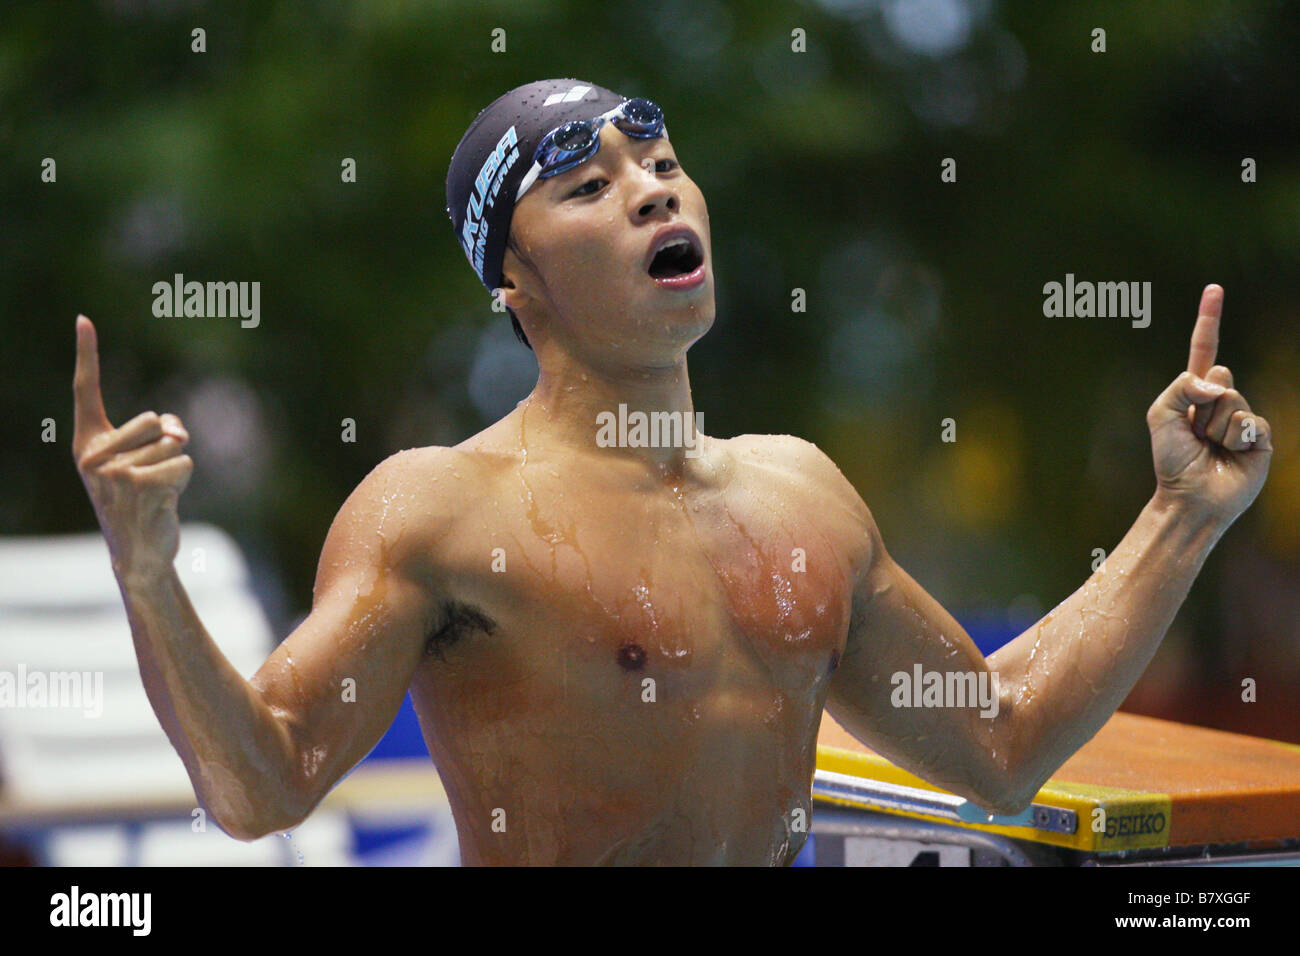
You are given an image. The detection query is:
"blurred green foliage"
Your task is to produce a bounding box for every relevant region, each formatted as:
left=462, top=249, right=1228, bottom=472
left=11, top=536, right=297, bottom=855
left=2, top=1, right=1297, bottom=730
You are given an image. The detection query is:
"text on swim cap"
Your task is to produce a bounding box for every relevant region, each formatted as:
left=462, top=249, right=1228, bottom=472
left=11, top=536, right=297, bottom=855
left=461, top=126, right=521, bottom=281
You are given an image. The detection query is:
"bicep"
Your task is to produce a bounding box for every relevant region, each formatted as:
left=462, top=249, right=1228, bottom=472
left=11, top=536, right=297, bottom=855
left=248, top=455, right=438, bottom=812
left=826, top=520, right=1006, bottom=804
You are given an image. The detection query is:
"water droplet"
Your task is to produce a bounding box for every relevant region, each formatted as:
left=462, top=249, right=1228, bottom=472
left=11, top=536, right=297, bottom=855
left=279, top=831, right=305, bottom=865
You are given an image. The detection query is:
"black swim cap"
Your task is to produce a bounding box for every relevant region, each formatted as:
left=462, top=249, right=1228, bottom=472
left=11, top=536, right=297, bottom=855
left=445, top=79, right=630, bottom=295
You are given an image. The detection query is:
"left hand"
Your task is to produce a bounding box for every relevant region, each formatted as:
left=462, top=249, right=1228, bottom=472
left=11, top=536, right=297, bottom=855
left=1146, top=284, right=1273, bottom=525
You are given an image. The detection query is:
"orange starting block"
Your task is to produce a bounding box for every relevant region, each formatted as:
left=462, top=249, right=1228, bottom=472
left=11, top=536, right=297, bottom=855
left=812, top=711, right=1300, bottom=866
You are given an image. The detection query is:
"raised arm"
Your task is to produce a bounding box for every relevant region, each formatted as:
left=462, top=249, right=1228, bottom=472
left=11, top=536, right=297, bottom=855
left=825, top=508, right=1019, bottom=812
left=72, top=316, right=440, bottom=839
left=825, top=285, right=1272, bottom=814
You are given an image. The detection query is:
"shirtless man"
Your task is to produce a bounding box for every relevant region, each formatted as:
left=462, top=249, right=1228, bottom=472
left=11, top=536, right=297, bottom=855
left=71, top=79, right=1272, bottom=865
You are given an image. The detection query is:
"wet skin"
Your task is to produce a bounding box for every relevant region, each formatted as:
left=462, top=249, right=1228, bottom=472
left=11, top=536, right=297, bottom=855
left=72, top=121, right=1271, bottom=865
left=295, top=426, right=866, bottom=865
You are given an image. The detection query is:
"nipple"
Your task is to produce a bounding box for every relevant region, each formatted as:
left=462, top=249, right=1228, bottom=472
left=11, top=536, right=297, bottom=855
left=617, top=642, right=647, bottom=671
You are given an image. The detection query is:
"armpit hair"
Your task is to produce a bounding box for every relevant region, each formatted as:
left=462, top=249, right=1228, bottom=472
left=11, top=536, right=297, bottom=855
left=425, top=600, right=498, bottom=659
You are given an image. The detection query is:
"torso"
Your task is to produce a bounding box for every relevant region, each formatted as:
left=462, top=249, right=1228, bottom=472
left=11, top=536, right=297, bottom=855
left=401, top=412, right=870, bottom=865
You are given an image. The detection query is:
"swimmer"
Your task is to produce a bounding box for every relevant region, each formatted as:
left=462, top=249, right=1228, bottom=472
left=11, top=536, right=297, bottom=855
left=71, top=79, right=1273, bottom=865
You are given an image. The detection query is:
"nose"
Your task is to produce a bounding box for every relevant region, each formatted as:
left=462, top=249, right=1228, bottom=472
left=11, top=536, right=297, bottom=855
left=627, top=158, right=679, bottom=221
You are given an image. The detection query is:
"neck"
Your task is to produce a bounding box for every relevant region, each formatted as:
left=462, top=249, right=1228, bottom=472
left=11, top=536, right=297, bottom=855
left=522, top=346, right=702, bottom=469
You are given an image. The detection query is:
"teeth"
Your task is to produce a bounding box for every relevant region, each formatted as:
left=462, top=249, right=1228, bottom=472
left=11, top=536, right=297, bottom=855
left=656, top=236, right=691, bottom=256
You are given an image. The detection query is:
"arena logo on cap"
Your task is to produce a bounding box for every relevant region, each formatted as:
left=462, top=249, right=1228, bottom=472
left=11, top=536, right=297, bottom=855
left=461, top=125, right=521, bottom=281
left=543, top=84, right=592, bottom=107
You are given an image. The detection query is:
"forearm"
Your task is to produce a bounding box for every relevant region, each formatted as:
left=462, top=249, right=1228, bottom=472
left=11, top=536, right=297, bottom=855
left=118, top=565, right=303, bottom=838
left=987, top=491, right=1228, bottom=804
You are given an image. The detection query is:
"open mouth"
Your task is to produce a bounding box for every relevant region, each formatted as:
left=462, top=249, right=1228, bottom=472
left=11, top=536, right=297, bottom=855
left=647, top=237, right=704, bottom=279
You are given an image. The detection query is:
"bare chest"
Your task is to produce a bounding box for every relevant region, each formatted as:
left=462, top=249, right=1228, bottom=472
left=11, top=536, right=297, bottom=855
left=429, top=472, right=856, bottom=703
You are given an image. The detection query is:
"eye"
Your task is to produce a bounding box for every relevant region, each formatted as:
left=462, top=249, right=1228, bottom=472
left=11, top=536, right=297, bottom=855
left=568, top=178, right=607, bottom=198
left=566, top=159, right=678, bottom=199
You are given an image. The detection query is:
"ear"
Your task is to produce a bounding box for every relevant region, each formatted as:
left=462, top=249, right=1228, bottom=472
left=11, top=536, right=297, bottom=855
left=497, top=249, right=533, bottom=314
left=494, top=280, right=526, bottom=315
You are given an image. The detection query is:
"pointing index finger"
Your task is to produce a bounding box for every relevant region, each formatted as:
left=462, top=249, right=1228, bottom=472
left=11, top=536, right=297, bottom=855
left=1187, top=284, right=1222, bottom=378
left=73, top=314, right=111, bottom=446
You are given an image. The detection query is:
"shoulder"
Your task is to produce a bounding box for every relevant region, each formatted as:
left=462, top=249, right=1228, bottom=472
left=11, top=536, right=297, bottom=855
left=722, top=432, right=882, bottom=565
left=724, top=433, right=865, bottom=511
left=371, top=443, right=501, bottom=485
left=345, top=445, right=484, bottom=513
left=318, top=445, right=499, bottom=580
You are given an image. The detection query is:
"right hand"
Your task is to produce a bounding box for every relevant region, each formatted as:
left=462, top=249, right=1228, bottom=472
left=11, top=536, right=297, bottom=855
left=72, top=315, right=193, bottom=580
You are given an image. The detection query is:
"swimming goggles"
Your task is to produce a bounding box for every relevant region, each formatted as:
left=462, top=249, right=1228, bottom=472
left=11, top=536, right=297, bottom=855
left=515, top=97, right=668, bottom=202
